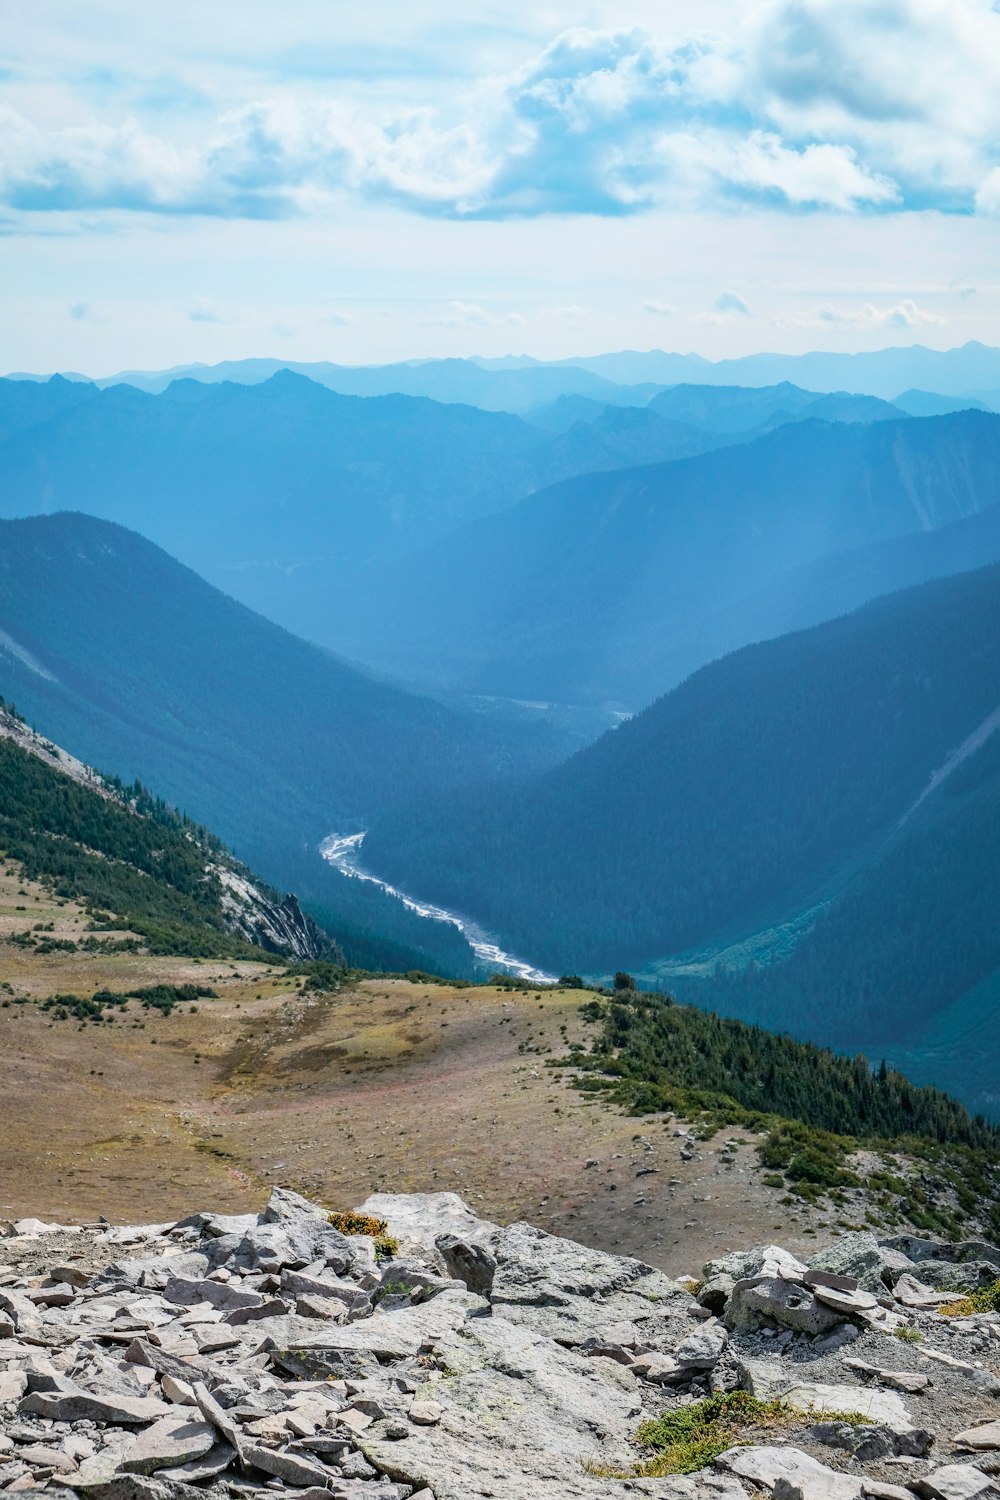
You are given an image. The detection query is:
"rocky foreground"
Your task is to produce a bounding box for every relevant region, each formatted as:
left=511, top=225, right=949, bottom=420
left=2, top=1192, right=1000, bottom=1500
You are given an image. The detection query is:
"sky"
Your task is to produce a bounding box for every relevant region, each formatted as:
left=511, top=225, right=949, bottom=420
left=3, top=0, right=1000, bottom=373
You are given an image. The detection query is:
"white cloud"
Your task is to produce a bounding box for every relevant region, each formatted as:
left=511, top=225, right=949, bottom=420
left=975, top=167, right=1000, bottom=216
left=742, top=0, right=1000, bottom=205
left=0, top=4, right=998, bottom=221
left=817, top=298, right=946, bottom=328
left=696, top=287, right=754, bottom=324
left=421, top=300, right=524, bottom=328
left=187, top=299, right=224, bottom=323
left=714, top=289, right=751, bottom=315
left=642, top=299, right=674, bottom=317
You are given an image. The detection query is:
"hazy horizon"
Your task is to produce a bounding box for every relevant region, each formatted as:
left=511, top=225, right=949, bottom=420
left=6, top=335, right=998, bottom=386
left=4, top=1, right=1000, bottom=371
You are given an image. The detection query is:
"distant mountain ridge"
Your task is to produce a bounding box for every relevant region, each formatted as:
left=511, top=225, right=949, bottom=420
left=331, top=408, right=1000, bottom=707
left=11, top=338, right=1000, bottom=405
left=0, top=371, right=922, bottom=664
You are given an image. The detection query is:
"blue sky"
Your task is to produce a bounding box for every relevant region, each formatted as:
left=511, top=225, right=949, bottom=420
left=3, top=0, right=1000, bottom=372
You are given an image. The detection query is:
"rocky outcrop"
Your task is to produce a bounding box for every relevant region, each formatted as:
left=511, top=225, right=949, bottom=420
left=214, top=870, right=321, bottom=960
left=0, top=1196, right=999, bottom=1499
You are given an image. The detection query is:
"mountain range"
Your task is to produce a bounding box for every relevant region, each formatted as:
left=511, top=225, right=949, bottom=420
left=4, top=351, right=1000, bottom=1112
left=1, top=371, right=967, bottom=682
left=11, top=338, right=1000, bottom=405
left=334, top=408, right=1000, bottom=707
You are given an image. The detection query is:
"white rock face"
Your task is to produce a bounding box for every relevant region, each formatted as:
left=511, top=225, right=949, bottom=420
left=360, top=1189, right=501, bottom=1251
left=780, top=1380, right=914, bottom=1432
left=718, top=1445, right=862, bottom=1495
left=956, top=1419, right=1000, bottom=1449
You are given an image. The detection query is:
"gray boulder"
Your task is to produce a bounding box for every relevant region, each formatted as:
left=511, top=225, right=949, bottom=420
left=674, top=1317, right=728, bottom=1370
left=808, top=1233, right=888, bottom=1294
left=261, top=1186, right=329, bottom=1224
left=219, top=1218, right=353, bottom=1275
left=436, top=1233, right=497, bottom=1296
left=911, top=1466, right=1000, bottom=1500
left=491, top=1221, right=655, bottom=1307
left=724, top=1277, right=844, bottom=1337
left=913, top=1259, right=1000, bottom=1294
left=718, top=1445, right=862, bottom=1496
left=359, top=1191, right=500, bottom=1260
left=120, top=1416, right=217, bottom=1474
left=362, top=1312, right=648, bottom=1499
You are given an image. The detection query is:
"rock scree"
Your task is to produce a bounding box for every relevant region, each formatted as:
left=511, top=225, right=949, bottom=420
left=1, top=1193, right=999, bottom=1498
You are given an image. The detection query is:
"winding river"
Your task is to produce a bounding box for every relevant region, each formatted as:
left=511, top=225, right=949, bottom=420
left=319, top=832, right=557, bottom=985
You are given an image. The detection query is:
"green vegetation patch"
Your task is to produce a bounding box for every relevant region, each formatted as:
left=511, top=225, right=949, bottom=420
left=940, top=1278, right=1000, bottom=1317
left=40, top=983, right=218, bottom=1022
left=328, top=1211, right=388, bottom=1237
left=895, top=1325, right=924, bottom=1344
left=327, top=1210, right=399, bottom=1259
left=634, top=1393, right=790, bottom=1475
left=562, top=992, right=1000, bottom=1237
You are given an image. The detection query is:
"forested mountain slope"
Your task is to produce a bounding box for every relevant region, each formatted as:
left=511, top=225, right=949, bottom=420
left=0, top=513, right=559, bottom=975
left=0, top=702, right=324, bottom=961
left=362, top=561, right=1000, bottom=1109
left=673, top=499, right=1000, bottom=670
left=332, top=410, right=1000, bottom=706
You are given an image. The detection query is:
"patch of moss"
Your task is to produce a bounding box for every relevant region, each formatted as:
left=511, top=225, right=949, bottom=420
left=634, top=1392, right=790, bottom=1476
left=894, top=1325, right=924, bottom=1344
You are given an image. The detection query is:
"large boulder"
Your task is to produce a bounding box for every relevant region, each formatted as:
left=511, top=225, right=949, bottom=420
left=436, top=1233, right=498, bottom=1296
left=487, top=1220, right=687, bottom=1345
left=700, top=1245, right=808, bottom=1314
left=261, top=1288, right=489, bottom=1376
left=807, top=1234, right=888, bottom=1295
left=362, top=1313, right=664, bottom=1499
left=717, top=1445, right=862, bottom=1497
left=912, top=1259, right=1000, bottom=1294
left=261, top=1186, right=330, bottom=1224
left=724, top=1278, right=844, bottom=1337
left=359, top=1191, right=500, bottom=1260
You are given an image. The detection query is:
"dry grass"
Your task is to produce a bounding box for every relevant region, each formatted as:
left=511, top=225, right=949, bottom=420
left=0, top=873, right=822, bottom=1271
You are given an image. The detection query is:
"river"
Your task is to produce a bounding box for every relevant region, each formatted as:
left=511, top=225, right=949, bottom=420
left=319, top=832, right=557, bottom=984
